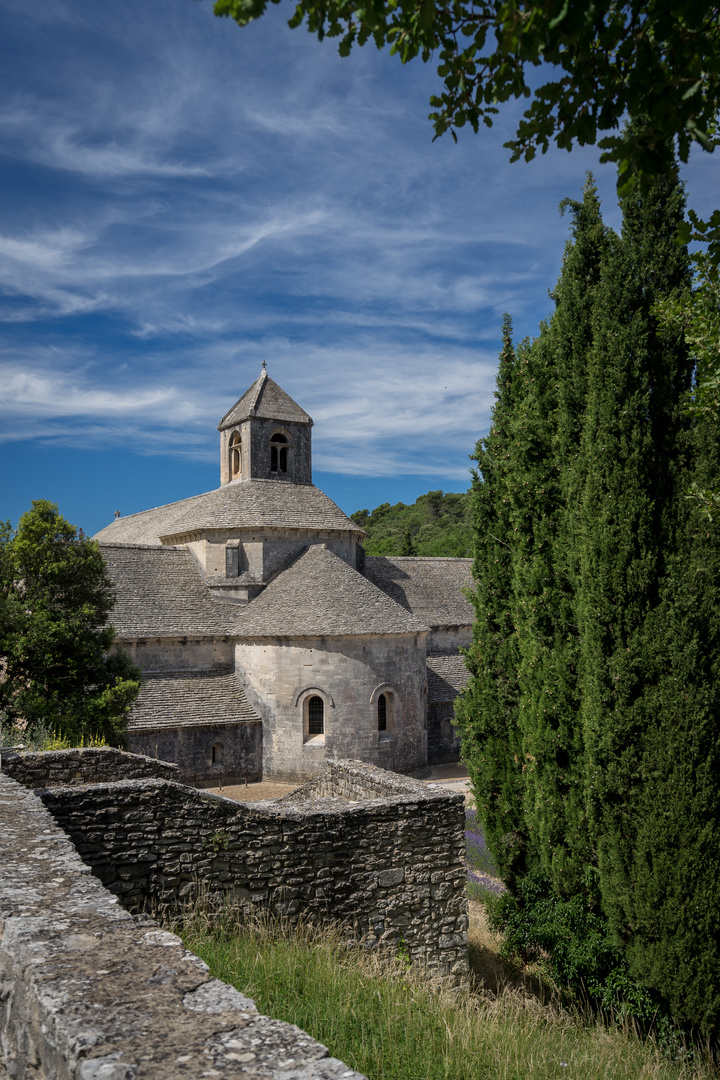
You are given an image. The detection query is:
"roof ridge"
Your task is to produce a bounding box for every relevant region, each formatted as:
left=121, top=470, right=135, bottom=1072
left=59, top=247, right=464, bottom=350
left=98, top=542, right=185, bottom=552
left=252, top=370, right=271, bottom=414
left=141, top=667, right=236, bottom=677
left=369, top=556, right=473, bottom=563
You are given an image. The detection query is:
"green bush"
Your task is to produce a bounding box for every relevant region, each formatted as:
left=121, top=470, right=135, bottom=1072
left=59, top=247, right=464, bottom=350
left=487, top=869, right=673, bottom=1034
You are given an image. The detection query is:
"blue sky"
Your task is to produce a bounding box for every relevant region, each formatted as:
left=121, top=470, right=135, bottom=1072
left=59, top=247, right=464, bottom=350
left=1, top=0, right=717, bottom=536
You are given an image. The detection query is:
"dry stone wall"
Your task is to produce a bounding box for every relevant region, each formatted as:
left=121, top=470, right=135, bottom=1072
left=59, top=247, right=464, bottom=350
left=0, top=771, right=365, bottom=1080
left=0, top=746, right=179, bottom=789
left=39, top=760, right=468, bottom=980
left=1, top=749, right=468, bottom=1078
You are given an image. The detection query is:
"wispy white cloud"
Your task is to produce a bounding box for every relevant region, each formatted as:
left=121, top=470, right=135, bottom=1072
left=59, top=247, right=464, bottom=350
left=0, top=0, right=712, bottom=531
left=0, top=337, right=496, bottom=482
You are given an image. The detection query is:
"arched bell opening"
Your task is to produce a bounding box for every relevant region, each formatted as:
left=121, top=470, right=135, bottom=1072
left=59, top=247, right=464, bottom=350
left=269, top=430, right=293, bottom=477
left=229, top=431, right=242, bottom=480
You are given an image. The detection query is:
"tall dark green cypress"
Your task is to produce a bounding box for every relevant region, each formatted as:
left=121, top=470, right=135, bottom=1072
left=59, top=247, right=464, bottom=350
left=579, top=157, right=690, bottom=832
left=504, top=322, right=578, bottom=884
left=516, top=180, right=611, bottom=894
left=456, top=316, right=527, bottom=883
left=581, top=162, right=720, bottom=1036
left=613, top=419, right=720, bottom=1036
left=459, top=183, right=613, bottom=891
left=463, top=145, right=720, bottom=1035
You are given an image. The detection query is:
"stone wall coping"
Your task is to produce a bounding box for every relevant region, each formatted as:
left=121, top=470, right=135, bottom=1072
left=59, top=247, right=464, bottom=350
left=0, top=745, right=177, bottom=765
left=0, top=746, right=180, bottom=791
left=38, top=773, right=463, bottom=819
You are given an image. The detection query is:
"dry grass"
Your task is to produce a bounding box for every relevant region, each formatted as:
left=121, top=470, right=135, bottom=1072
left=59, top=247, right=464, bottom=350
left=175, top=898, right=718, bottom=1080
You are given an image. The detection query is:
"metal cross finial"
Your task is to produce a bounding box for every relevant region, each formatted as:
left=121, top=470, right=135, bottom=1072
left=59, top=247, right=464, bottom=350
left=262, top=359, right=267, bottom=371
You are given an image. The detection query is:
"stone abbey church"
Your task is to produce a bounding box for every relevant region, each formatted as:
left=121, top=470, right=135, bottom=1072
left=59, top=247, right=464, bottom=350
left=95, top=370, right=473, bottom=785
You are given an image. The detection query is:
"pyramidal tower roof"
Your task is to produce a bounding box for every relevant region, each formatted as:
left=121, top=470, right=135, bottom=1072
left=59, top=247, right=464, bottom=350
left=218, top=369, right=312, bottom=430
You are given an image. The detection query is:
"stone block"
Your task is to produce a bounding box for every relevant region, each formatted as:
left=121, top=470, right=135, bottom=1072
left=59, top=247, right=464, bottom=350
left=377, top=868, right=405, bottom=888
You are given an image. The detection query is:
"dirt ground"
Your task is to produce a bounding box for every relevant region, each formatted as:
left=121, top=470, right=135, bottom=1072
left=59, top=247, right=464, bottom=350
left=206, top=780, right=299, bottom=802
left=420, top=763, right=473, bottom=801
left=208, top=762, right=473, bottom=804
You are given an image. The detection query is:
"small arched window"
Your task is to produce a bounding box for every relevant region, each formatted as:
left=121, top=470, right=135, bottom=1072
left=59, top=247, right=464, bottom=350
left=229, top=431, right=242, bottom=479
left=374, top=687, right=396, bottom=739
left=378, top=693, right=387, bottom=732
left=308, top=695, right=324, bottom=735
left=270, top=431, right=290, bottom=474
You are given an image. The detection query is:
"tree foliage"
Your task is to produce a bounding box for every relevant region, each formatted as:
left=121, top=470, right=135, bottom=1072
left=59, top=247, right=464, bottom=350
left=0, top=501, right=140, bottom=747
left=351, top=489, right=472, bottom=555
left=214, top=0, right=720, bottom=191
left=453, top=315, right=526, bottom=883
left=457, top=165, right=720, bottom=1038
left=658, top=212, right=720, bottom=517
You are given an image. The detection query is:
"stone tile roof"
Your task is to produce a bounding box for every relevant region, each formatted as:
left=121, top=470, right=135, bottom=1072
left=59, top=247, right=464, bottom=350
left=218, top=372, right=312, bottom=429
left=234, top=545, right=428, bottom=637
left=93, top=480, right=363, bottom=545
left=426, top=653, right=472, bottom=703
left=100, top=544, right=238, bottom=638
left=101, top=543, right=425, bottom=641
left=364, top=557, right=474, bottom=628
left=129, top=670, right=260, bottom=730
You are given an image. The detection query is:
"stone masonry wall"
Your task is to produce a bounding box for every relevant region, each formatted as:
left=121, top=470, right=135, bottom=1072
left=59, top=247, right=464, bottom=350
left=0, top=771, right=364, bottom=1080
left=236, top=636, right=428, bottom=782
left=0, top=746, right=179, bottom=789
left=427, top=703, right=461, bottom=765
left=38, top=759, right=468, bottom=980
left=128, top=721, right=262, bottom=788
left=293, top=759, right=431, bottom=801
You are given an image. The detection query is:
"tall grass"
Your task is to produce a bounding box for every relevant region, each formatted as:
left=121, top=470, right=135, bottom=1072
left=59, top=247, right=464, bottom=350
left=177, top=901, right=716, bottom=1080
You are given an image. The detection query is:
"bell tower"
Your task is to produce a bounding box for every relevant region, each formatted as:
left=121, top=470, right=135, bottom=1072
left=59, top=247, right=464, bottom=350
left=218, top=365, right=314, bottom=486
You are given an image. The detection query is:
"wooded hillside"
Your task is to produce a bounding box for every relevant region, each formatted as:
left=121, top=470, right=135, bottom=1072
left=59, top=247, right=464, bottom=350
left=351, top=490, right=472, bottom=557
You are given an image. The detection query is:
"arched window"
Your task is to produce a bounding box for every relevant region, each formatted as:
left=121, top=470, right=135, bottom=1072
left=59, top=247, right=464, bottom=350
left=307, top=695, right=324, bottom=735
left=378, top=693, right=387, bottom=732
left=229, top=431, right=242, bottom=479
left=442, top=718, right=456, bottom=744
left=372, top=686, right=397, bottom=740
left=270, top=431, right=290, bottom=474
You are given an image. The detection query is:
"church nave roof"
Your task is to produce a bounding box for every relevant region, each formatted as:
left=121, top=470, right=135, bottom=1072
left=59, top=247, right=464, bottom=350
left=364, top=556, right=474, bottom=628
left=101, top=541, right=426, bottom=640
left=100, top=544, right=239, bottom=638
left=129, top=669, right=260, bottom=731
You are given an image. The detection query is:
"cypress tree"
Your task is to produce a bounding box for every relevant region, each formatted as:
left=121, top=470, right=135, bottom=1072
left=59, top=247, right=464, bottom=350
left=581, top=161, right=720, bottom=1035
left=516, top=179, right=611, bottom=894
left=463, top=147, right=720, bottom=1035
left=455, top=315, right=528, bottom=883
left=460, top=183, right=613, bottom=890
